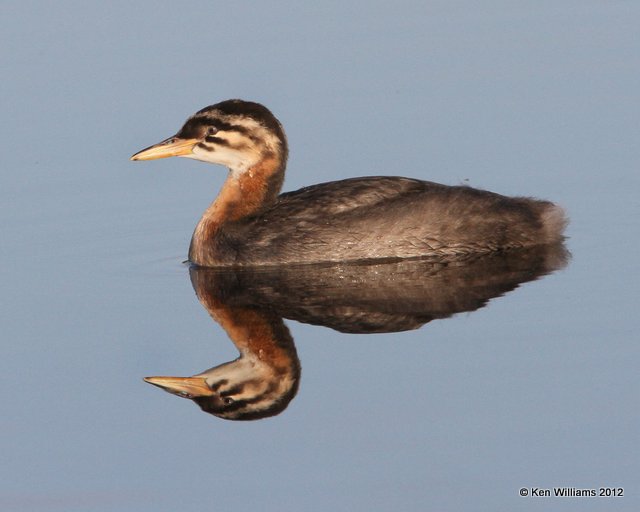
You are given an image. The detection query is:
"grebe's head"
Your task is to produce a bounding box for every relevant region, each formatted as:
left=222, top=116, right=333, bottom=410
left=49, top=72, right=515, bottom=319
left=144, top=355, right=300, bottom=421
left=131, top=99, right=288, bottom=175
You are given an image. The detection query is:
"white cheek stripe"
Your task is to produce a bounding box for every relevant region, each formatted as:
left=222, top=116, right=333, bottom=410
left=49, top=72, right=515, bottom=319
left=191, top=141, right=260, bottom=174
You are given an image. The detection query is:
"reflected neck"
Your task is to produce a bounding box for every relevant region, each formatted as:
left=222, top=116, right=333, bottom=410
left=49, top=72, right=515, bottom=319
left=195, top=279, right=300, bottom=381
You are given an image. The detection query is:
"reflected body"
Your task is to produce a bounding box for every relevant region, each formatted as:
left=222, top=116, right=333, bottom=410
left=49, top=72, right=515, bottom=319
left=131, top=100, right=567, bottom=267
left=145, top=245, right=568, bottom=420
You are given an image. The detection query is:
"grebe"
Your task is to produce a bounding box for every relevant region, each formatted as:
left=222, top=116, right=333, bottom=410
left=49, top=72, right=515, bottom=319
left=131, top=100, right=567, bottom=267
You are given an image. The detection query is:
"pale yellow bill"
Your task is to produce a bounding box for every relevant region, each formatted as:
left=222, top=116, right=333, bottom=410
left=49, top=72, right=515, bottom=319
left=130, top=137, right=199, bottom=161
left=143, top=376, right=213, bottom=398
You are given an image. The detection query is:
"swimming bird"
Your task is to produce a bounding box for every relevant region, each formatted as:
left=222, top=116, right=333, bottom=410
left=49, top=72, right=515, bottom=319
left=131, top=100, right=567, bottom=267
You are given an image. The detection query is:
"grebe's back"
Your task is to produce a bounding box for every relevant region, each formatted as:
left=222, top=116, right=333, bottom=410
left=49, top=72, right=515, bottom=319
left=131, top=100, right=567, bottom=267
left=220, top=176, right=566, bottom=265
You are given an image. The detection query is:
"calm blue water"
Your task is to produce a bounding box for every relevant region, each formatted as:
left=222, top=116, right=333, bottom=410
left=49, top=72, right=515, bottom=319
left=2, top=2, right=638, bottom=511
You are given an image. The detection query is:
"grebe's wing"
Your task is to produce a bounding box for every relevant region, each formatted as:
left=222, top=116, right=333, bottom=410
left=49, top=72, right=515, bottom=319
left=272, top=176, right=441, bottom=218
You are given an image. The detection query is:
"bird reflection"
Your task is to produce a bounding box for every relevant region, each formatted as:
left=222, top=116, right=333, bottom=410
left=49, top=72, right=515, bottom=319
left=145, top=244, right=569, bottom=420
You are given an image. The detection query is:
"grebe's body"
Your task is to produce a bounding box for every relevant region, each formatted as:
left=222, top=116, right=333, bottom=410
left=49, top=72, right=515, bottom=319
left=188, top=176, right=565, bottom=266
left=132, top=100, right=567, bottom=267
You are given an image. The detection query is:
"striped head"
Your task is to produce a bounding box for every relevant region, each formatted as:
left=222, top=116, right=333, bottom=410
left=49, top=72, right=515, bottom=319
left=131, top=99, right=288, bottom=175
left=145, top=353, right=300, bottom=421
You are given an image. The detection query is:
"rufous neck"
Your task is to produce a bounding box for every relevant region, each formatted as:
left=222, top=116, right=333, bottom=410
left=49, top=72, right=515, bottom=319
left=189, top=157, right=285, bottom=264
left=195, top=280, right=299, bottom=374
left=211, top=156, right=284, bottom=218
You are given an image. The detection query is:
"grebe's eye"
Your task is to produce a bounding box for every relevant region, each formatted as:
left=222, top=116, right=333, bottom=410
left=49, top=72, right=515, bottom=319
left=206, top=126, right=218, bottom=137
left=222, top=396, right=234, bottom=405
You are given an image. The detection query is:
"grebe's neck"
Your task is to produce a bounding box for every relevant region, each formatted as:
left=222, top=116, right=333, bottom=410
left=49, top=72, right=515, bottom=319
left=189, top=155, right=285, bottom=265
